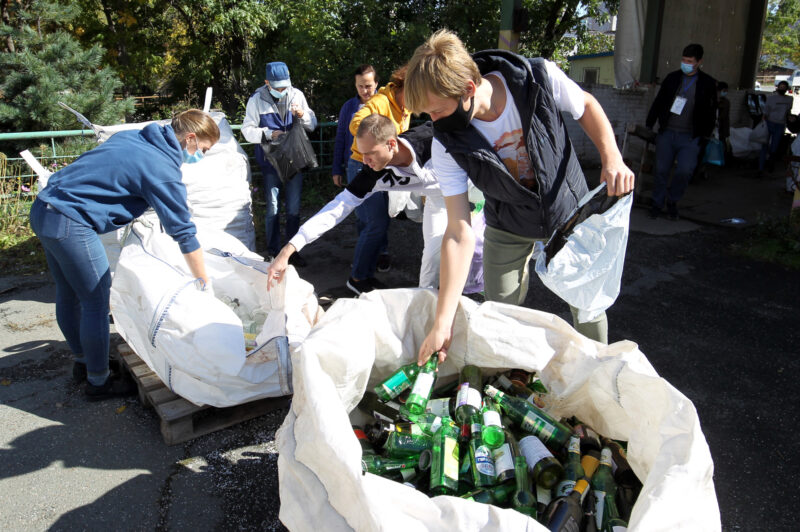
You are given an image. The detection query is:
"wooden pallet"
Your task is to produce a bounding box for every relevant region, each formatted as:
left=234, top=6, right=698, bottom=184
left=117, top=343, right=291, bottom=445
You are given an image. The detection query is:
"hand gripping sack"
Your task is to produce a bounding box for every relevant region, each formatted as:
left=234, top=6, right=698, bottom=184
left=534, top=183, right=633, bottom=323
left=110, top=223, right=322, bottom=407
left=262, top=121, right=319, bottom=184
left=276, top=288, right=720, bottom=532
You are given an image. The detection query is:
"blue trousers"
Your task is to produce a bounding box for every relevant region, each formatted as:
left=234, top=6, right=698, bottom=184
left=759, top=120, right=785, bottom=170
left=263, top=165, right=303, bottom=257
left=652, top=130, right=701, bottom=208
left=347, top=158, right=388, bottom=280
left=29, top=199, right=111, bottom=386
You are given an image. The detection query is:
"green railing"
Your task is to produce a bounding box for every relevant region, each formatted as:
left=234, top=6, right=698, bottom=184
left=0, top=121, right=341, bottom=185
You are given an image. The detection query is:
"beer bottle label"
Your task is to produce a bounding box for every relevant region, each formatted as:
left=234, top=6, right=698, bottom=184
left=594, top=490, right=606, bottom=530
left=381, top=371, right=411, bottom=398
left=410, top=372, right=434, bottom=398
left=444, top=437, right=459, bottom=481
left=519, top=435, right=553, bottom=466
left=555, top=479, right=576, bottom=497
left=482, top=409, right=501, bottom=428
left=426, top=398, right=450, bottom=417
left=474, top=446, right=495, bottom=476
left=521, top=412, right=556, bottom=443
left=492, top=443, right=514, bottom=476
left=456, top=383, right=482, bottom=409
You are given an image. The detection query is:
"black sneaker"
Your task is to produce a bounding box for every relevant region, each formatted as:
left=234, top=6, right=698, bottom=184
left=73, top=359, right=121, bottom=383
left=85, top=373, right=136, bottom=402
left=376, top=253, right=392, bottom=273
left=346, top=277, right=373, bottom=296
left=288, top=253, right=307, bottom=267
left=666, top=201, right=679, bottom=221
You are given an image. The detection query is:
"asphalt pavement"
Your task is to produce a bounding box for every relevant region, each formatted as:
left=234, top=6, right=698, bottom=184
left=1, top=160, right=797, bottom=531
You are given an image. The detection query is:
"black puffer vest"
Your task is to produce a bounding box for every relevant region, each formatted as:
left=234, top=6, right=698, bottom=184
left=434, top=51, right=587, bottom=238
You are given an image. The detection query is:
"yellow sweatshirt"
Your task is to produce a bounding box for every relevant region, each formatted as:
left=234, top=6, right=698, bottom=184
left=348, top=82, right=411, bottom=162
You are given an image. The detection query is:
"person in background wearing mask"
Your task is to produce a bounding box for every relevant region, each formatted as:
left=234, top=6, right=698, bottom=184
left=759, top=80, right=793, bottom=175
left=646, top=43, right=717, bottom=220
left=29, top=109, right=218, bottom=400
left=717, top=81, right=730, bottom=152
left=404, top=30, right=634, bottom=366
left=332, top=65, right=378, bottom=188
left=242, top=61, right=317, bottom=263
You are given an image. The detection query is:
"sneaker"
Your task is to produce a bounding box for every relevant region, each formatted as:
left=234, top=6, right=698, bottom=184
left=376, top=253, right=392, bottom=273
left=85, top=373, right=136, bottom=402
left=346, top=277, right=374, bottom=296
left=288, top=253, right=307, bottom=267
left=72, top=359, right=120, bottom=383
left=666, top=201, right=679, bottom=221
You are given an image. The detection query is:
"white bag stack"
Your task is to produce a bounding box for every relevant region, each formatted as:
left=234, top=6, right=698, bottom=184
left=276, top=288, right=720, bottom=531
left=110, top=223, right=322, bottom=407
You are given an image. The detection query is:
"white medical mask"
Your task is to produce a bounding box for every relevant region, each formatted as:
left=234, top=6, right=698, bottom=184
left=269, top=87, right=288, bottom=100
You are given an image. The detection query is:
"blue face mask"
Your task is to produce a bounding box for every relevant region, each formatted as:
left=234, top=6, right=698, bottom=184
left=182, top=137, right=204, bottom=164
left=269, top=87, right=288, bottom=100
left=720, top=91, right=728, bottom=97
left=680, top=62, right=695, bottom=75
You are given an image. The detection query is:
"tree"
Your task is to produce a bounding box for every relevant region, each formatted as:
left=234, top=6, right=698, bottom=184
left=518, top=0, right=619, bottom=66
left=760, top=0, right=800, bottom=69
left=0, top=0, right=133, bottom=132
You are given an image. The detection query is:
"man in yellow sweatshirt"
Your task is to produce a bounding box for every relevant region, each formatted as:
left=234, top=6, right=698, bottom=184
left=344, top=64, right=411, bottom=295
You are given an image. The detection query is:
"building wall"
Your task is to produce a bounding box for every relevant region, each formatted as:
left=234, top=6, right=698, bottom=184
left=567, top=56, right=616, bottom=86
left=563, top=84, right=757, bottom=165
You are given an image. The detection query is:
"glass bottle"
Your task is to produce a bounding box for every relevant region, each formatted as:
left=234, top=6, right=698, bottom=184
left=357, top=391, right=401, bottom=422
left=511, top=455, right=537, bottom=518
left=468, top=415, right=496, bottom=488
left=519, top=434, right=564, bottom=489
left=555, top=435, right=584, bottom=497
left=404, top=357, right=438, bottom=416
left=353, top=425, right=375, bottom=456
left=492, top=419, right=518, bottom=484
left=373, top=362, right=422, bottom=401
left=484, top=385, right=574, bottom=450
left=544, top=478, right=590, bottom=531
left=455, top=365, right=482, bottom=424
left=361, top=454, right=420, bottom=475
left=429, top=417, right=459, bottom=496
left=480, top=397, right=505, bottom=449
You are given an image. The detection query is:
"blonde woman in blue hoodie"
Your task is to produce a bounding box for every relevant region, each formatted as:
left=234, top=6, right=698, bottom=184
left=30, top=109, right=219, bottom=401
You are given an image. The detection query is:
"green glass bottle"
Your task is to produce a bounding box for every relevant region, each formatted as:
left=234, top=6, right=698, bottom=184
left=492, top=421, right=518, bottom=484
left=374, top=362, right=421, bottom=401
left=480, top=397, right=505, bottom=449
left=600, top=437, right=641, bottom=522
left=484, top=385, right=574, bottom=449
left=511, top=455, right=537, bottom=519
left=357, top=391, right=402, bottom=422
left=353, top=425, right=376, bottom=456
left=361, top=454, right=420, bottom=475
left=425, top=396, right=456, bottom=418
left=404, top=411, right=444, bottom=436
left=458, top=450, right=474, bottom=495
left=555, top=435, right=585, bottom=497
left=455, top=365, right=483, bottom=424
left=519, top=434, right=564, bottom=489
left=468, top=415, right=496, bottom=488
left=366, top=420, right=433, bottom=458
left=461, top=482, right=515, bottom=505
left=429, top=417, right=460, bottom=496
left=404, top=357, right=438, bottom=416
left=591, top=447, right=629, bottom=531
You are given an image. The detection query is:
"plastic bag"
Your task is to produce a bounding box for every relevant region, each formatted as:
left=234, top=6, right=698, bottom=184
left=276, top=289, right=720, bottom=531
left=262, top=122, right=318, bottom=183
left=703, top=138, right=725, bottom=166
left=750, top=121, right=768, bottom=145
left=534, top=183, right=632, bottom=323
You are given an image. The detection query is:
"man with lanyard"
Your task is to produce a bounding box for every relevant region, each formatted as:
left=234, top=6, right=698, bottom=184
left=404, top=30, right=634, bottom=366
left=646, top=44, right=717, bottom=220
left=266, top=115, right=454, bottom=291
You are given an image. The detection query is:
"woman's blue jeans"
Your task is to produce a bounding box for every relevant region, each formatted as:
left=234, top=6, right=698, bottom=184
left=346, top=158, right=388, bottom=280
left=29, top=199, right=111, bottom=386
left=262, top=165, right=303, bottom=257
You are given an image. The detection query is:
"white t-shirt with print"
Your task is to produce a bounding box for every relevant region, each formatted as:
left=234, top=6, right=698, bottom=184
left=433, top=60, right=585, bottom=197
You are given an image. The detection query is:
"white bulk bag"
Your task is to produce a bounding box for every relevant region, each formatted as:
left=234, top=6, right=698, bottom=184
left=276, top=288, right=719, bottom=531
left=534, top=184, right=633, bottom=323
left=110, top=222, right=322, bottom=407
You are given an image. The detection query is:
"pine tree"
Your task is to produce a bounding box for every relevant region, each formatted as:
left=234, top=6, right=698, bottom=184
left=0, top=0, right=133, bottom=132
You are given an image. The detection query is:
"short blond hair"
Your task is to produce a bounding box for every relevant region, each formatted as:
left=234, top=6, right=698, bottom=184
left=356, top=113, right=397, bottom=144
left=405, top=29, right=482, bottom=114
left=171, top=109, right=220, bottom=143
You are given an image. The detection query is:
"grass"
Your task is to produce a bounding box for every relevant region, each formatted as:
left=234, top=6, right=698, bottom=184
left=731, top=213, right=800, bottom=270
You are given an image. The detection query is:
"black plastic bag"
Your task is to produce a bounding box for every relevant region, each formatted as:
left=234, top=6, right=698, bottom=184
left=262, top=121, right=318, bottom=183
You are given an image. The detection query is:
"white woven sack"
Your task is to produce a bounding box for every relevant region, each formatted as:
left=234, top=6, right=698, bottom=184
left=277, top=288, right=719, bottom=531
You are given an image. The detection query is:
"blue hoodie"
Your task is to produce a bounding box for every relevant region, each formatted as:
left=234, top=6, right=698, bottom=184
left=37, top=123, right=199, bottom=254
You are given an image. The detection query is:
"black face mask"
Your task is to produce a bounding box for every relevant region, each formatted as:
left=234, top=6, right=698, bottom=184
left=776, top=89, right=787, bottom=95
left=433, top=96, right=475, bottom=133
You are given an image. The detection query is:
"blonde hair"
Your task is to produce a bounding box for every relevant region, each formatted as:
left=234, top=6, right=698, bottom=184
left=356, top=113, right=397, bottom=144
left=405, top=29, right=482, bottom=114
left=171, top=109, right=220, bottom=143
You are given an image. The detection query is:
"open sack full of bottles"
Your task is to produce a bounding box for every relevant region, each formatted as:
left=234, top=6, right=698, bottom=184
left=110, top=223, right=323, bottom=407
left=276, top=289, right=720, bottom=531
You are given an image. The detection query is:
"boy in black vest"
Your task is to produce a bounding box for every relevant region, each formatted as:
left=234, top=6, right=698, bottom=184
left=405, top=30, right=634, bottom=365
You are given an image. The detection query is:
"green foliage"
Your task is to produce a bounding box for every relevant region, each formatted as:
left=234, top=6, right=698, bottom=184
left=760, top=0, right=800, bottom=69
left=0, top=0, right=134, bottom=131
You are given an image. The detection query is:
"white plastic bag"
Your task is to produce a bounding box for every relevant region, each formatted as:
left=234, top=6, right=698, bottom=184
left=110, top=223, right=322, bottom=407
left=750, top=121, right=768, bottom=145
left=534, top=184, right=633, bottom=323
left=276, top=289, right=720, bottom=531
